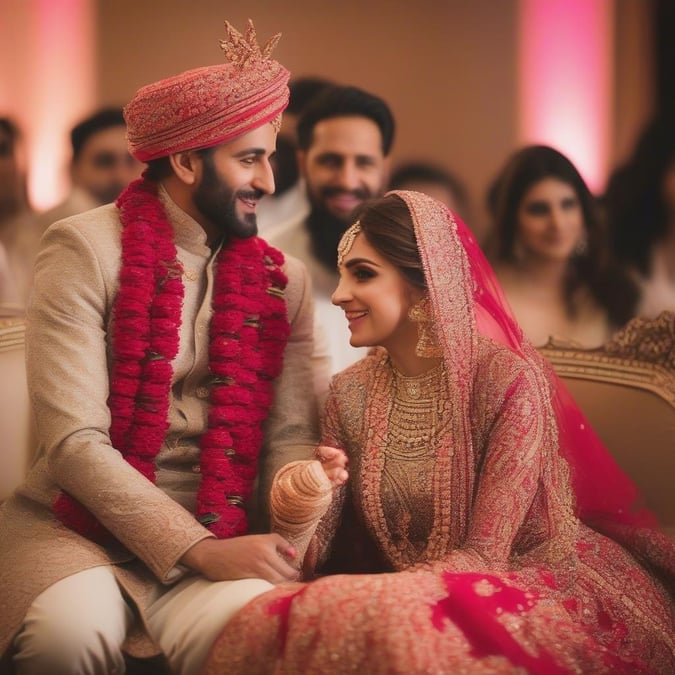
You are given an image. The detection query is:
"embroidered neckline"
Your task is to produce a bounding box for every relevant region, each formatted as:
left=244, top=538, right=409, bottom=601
left=389, top=359, right=445, bottom=401
left=358, top=352, right=455, bottom=568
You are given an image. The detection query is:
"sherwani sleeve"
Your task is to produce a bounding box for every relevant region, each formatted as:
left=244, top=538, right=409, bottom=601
left=257, top=255, right=326, bottom=522
left=27, top=220, right=212, bottom=583
left=267, top=379, right=348, bottom=575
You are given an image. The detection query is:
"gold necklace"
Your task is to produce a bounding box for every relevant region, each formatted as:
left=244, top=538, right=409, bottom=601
left=390, top=360, right=445, bottom=402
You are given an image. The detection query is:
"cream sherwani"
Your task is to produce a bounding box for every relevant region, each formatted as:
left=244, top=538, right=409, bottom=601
left=0, top=186, right=324, bottom=664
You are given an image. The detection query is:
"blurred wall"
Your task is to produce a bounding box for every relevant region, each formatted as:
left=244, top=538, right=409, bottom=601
left=97, top=0, right=518, bottom=236
left=613, top=0, right=655, bottom=167
left=0, top=0, right=657, bottom=234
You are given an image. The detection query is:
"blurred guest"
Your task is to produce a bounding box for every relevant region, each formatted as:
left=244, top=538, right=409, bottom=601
left=0, top=243, right=20, bottom=307
left=0, top=117, right=39, bottom=308
left=604, top=116, right=675, bottom=317
left=0, top=118, right=30, bottom=223
left=32, top=108, right=142, bottom=233
left=486, top=145, right=637, bottom=347
left=388, top=161, right=470, bottom=220
left=257, top=76, right=334, bottom=234
left=270, top=85, right=395, bottom=373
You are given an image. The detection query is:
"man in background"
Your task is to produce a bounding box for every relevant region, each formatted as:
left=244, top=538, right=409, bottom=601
left=0, top=118, right=38, bottom=308
left=257, top=76, right=333, bottom=235
left=388, top=161, right=471, bottom=220
left=33, top=107, right=142, bottom=233
left=270, top=84, right=395, bottom=374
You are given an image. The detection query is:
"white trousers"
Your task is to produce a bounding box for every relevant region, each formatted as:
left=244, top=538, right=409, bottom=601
left=11, top=565, right=273, bottom=675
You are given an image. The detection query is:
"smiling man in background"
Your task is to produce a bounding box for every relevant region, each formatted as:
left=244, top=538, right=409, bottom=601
left=270, top=84, right=395, bottom=373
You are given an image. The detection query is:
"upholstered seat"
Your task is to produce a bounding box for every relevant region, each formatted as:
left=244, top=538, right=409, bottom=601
left=539, top=311, right=675, bottom=535
left=0, top=312, right=32, bottom=502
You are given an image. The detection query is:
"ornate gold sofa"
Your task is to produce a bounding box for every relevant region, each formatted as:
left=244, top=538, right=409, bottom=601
left=539, top=311, right=675, bottom=535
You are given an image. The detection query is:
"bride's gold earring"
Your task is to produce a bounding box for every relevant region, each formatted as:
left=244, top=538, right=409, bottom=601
left=408, top=296, right=442, bottom=358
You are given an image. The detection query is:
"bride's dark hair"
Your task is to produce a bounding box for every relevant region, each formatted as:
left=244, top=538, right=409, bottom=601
left=351, top=193, right=426, bottom=290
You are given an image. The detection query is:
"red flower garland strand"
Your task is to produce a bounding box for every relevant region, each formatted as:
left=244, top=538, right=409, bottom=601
left=197, top=235, right=290, bottom=537
left=54, top=177, right=289, bottom=542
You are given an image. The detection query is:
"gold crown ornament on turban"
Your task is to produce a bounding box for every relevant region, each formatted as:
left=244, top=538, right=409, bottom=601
left=124, top=19, right=290, bottom=162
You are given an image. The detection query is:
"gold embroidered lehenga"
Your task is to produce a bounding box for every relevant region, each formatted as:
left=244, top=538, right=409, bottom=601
left=203, top=192, right=674, bottom=674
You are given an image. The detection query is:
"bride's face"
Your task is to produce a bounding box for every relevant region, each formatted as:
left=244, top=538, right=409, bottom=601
left=331, top=232, right=422, bottom=352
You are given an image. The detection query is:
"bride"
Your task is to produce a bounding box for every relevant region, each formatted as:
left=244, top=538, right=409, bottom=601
left=203, top=191, right=673, bottom=674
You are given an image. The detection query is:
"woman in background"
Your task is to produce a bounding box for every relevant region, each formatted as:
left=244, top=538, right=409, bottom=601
left=203, top=192, right=673, bottom=674
left=486, top=145, right=636, bottom=346
left=604, top=116, right=675, bottom=318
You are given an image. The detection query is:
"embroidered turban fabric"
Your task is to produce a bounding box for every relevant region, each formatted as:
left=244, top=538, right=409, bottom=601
left=124, top=20, right=290, bottom=161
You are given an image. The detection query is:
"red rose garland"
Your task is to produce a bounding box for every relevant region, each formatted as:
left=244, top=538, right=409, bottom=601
left=197, top=234, right=290, bottom=537
left=54, top=177, right=290, bottom=542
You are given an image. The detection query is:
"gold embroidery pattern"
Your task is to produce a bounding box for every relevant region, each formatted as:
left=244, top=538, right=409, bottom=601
left=202, top=192, right=675, bottom=674
left=381, top=361, right=448, bottom=556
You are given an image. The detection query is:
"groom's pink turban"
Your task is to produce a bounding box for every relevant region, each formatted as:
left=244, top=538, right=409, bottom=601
left=124, top=20, right=290, bottom=162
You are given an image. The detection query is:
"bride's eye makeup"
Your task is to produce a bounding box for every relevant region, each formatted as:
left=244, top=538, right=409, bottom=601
left=353, top=266, right=376, bottom=281
left=344, top=257, right=381, bottom=282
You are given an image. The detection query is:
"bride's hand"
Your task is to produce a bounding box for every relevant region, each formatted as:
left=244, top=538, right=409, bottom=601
left=315, top=446, right=348, bottom=487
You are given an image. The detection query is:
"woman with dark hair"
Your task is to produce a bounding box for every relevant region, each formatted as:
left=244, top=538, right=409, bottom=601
left=604, top=116, right=675, bottom=317
left=487, top=145, right=637, bottom=346
left=202, top=192, right=673, bottom=674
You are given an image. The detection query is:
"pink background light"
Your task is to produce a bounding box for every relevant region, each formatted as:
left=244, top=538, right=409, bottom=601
left=0, top=1, right=650, bottom=221
left=0, top=0, right=96, bottom=210
left=517, top=0, right=614, bottom=193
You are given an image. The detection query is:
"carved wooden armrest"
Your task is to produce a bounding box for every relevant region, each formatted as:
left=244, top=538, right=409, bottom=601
left=540, top=311, right=675, bottom=406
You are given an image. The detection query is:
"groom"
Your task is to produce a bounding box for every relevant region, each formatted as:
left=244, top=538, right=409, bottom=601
left=0, top=19, right=327, bottom=675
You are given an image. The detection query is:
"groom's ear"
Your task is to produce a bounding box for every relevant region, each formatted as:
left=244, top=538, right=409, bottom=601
left=169, top=150, right=201, bottom=186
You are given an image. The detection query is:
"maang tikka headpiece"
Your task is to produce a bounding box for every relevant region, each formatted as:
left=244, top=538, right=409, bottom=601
left=337, top=220, right=362, bottom=266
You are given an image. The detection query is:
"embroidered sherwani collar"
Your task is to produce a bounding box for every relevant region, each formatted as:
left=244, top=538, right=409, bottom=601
left=157, top=183, right=212, bottom=257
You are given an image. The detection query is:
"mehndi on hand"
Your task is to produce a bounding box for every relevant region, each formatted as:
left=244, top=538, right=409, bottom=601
left=270, top=460, right=334, bottom=569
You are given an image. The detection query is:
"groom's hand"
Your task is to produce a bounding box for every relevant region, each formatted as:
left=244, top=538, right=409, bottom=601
left=180, top=534, right=299, bottom=584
